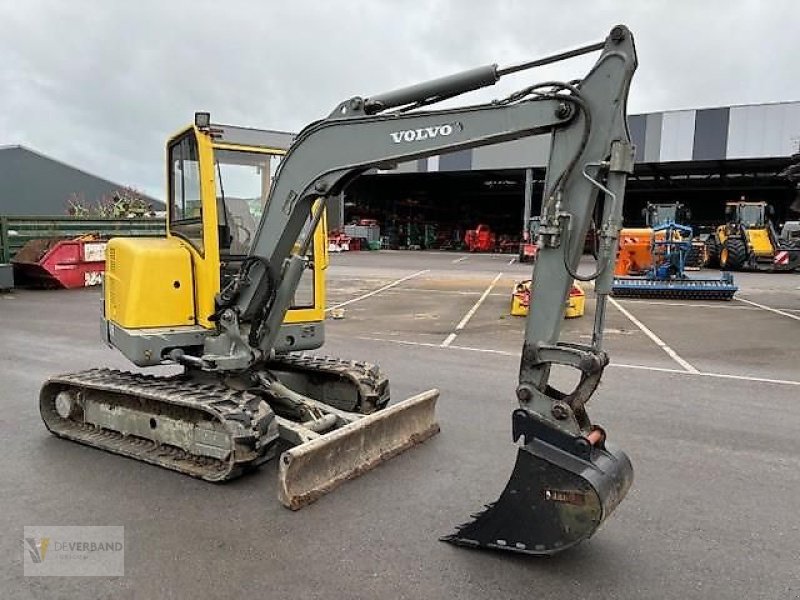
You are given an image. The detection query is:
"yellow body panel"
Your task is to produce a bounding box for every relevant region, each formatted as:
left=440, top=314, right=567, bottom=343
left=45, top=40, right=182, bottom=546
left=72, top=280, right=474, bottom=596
left=744, top=228, right=773, bottom=256
left=510, top=280, right=585, bottom=318
left=717, top=225, right=774, bottom=258
left=105, top=125, right=328, bottom=335
left=105, top=237, right=195, bottom=328
left=510, top=283, right=528, bottom=317
left=564, top=285, right=586, bottom=319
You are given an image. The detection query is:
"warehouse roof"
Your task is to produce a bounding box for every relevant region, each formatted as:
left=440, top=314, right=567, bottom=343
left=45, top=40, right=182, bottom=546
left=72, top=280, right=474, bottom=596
left=0, top=145, right=162, bottom=217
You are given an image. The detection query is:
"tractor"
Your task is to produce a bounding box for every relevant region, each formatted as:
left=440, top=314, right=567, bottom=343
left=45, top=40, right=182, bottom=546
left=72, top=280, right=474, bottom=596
left=705, top=200, right=800, bottom=271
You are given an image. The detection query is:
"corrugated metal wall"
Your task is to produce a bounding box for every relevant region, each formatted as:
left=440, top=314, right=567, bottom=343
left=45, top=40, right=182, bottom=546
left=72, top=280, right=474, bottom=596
left=388, top=100, right=800, bottom=172
left=726, top=102, right=800, bottom=159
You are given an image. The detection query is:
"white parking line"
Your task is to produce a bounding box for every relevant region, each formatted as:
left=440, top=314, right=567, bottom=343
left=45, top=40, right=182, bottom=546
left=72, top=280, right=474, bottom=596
left=361, top=335, right=508, bottom=354
left=326, top=269, right=429, bottom=311
left=452, top=256, right=469, bottom=264
left=735, top=297, right=800, bottom=322
left=441, top=333, right=458, bottom=346
left=441, top=272, right=503, bottom=347
left=618, top=299, right=756, bottom=310
left=609, top=362, right=800, bottom=386
left=353, top=336, right=800, bottom=387
left=507, top=257, right=516, bottom=265
left=608, top=297, right=699, bottom=373
left=391, top=288, right=482, bottom=296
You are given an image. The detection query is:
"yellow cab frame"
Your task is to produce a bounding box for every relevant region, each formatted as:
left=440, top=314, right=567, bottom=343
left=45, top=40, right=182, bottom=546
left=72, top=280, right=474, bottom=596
left=165, top=123, right=328, bottom=330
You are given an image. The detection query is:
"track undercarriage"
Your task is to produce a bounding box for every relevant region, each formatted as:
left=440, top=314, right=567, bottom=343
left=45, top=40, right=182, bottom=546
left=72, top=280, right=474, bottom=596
left=41, top=355, right=439, bottom=507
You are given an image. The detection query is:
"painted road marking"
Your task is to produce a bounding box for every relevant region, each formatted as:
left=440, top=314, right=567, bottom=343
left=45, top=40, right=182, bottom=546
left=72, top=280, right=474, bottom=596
left=441, top=272, right=503, bottom=347
left=736, top=297, right=800, bottom=322
left=452, top=256, right=469, bottom=264
left=353, top=336, right=800, bottom=387
left=608, top=362, right=800, bottom=387
left=388, top=288, right=482, bottom=296
left=618, top=299, right=757, bottom=310
left=507, top=257, right=516, bottom=265
left=340, top=287, right=508, bottom=298
left=326, top=269, right=429, bottom=311
left=608, top=297, right=699, bottom=373
left=441, top=333, right=458, bottom=346
left=385, top=288, right=508, bottom=298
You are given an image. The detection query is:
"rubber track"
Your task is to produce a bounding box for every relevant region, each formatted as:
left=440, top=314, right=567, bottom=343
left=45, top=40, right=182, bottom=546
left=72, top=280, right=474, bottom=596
left=266, top=353, right=390, bottom=412
left=40, top=369, right=278, bottom=481
left=40, top=355, right=390, bottom=482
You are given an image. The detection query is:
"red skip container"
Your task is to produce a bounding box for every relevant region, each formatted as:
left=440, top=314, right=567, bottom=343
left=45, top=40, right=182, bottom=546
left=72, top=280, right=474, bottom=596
left=12, top=237, right=107, bottom=289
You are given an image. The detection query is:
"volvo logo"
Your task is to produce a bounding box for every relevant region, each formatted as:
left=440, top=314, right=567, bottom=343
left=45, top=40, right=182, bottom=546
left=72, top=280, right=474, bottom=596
left=390, top=123, right=460, bottom=143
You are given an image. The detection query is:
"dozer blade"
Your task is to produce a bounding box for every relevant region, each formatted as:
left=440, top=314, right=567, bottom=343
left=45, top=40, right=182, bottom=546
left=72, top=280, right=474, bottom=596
left=611, top=275, right=737, bottom=300
left=443, top=410, right=632, bottom=555
left=278, top=389, right=440, bottom=510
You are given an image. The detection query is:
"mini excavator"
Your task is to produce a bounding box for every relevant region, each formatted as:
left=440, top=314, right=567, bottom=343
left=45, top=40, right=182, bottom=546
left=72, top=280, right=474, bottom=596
left=40, top=25, right=638, bottom=555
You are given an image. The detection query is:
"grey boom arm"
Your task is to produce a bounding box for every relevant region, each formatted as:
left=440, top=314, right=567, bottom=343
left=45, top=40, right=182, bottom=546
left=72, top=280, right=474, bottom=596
left=215, top=26, right=637, bottom=435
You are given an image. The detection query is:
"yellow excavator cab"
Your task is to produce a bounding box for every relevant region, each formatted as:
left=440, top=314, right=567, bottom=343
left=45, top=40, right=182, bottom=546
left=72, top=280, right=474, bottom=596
left=104, top=125, right=327, bottom=337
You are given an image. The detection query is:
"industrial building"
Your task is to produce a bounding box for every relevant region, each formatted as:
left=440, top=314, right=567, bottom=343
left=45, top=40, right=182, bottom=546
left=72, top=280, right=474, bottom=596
left=339, top=100, right=800, bottom=248
left=0, top=145, right=160, bottom=216
left=2, top=101, right=797, bottom=248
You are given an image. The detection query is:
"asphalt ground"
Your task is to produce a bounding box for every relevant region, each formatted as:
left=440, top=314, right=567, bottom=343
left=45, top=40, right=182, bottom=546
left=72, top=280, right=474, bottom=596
left=1, top=250, right=799, bottom=599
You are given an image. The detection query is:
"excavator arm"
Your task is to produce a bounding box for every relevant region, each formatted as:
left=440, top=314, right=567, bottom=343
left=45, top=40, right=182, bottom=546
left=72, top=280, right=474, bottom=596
left=211, top=26, right=637, bottom=377
left=191, top=25, right=637, bottom=554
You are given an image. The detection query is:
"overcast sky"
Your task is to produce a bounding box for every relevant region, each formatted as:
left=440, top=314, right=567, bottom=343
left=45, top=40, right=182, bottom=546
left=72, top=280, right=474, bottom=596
left=0, top=0, right=796, bottom=200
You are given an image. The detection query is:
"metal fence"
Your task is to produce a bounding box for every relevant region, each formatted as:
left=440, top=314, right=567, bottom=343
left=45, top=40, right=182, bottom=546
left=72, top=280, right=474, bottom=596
left=0, top=216, right=166, bottom=263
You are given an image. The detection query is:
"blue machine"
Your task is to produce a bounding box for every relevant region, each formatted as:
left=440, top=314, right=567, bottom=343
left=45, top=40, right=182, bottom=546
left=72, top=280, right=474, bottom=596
left=612, top=221, right=738, bottom=300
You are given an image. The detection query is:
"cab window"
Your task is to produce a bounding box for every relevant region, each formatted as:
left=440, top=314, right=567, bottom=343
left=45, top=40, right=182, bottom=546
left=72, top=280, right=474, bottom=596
left=169, top=134, right=204, bottom=253
left=292, top=211, right=317, bottom=309
left=214, top=149, right=281, bottom=255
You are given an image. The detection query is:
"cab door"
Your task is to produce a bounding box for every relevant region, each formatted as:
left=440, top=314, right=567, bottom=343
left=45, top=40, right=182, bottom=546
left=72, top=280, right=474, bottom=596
left=166, top=127, right=220, bottom=328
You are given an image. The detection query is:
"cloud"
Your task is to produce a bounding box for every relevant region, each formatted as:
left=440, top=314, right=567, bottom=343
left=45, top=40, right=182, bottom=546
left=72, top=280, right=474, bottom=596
left=0, top=0, right=796, bottom=199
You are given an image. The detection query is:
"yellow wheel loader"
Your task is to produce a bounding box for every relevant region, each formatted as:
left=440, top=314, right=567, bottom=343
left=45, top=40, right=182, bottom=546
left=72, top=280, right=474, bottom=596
left=40, top=25, right=638, bottom=555
left=706, top=200, right=800, bottom=271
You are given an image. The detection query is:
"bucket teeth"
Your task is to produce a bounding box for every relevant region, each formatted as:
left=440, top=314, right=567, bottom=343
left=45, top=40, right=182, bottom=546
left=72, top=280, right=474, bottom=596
left=443, top=439, right=633, bottom=555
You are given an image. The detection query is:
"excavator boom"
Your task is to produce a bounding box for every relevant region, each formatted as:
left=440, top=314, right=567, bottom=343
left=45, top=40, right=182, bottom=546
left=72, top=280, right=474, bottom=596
left=213, top=25, right=637, bottom=552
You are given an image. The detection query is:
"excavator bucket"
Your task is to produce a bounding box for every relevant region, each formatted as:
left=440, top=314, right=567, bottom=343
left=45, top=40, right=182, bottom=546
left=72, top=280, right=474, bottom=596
left=443, top=410, right=633, bottom=555
left=278, top=389, right=440, bottom=509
